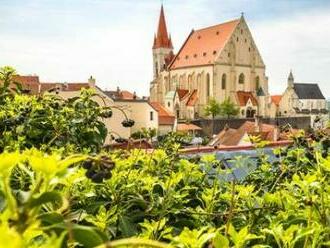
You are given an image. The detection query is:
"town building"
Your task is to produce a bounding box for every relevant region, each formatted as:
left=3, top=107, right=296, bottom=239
left=278, top=71, right=328, bottom=128
left=150, top=5, right=270, bottom=120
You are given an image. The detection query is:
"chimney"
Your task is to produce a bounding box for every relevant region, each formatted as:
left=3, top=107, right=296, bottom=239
left=133, top=91, right=137, bottom=99
left=88, top=75, right=96, bottom=87
left=117, top=86, right=120, bottom=93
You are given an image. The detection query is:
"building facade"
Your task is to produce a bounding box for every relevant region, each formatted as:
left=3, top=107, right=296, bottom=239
left=278, top=71, right=328, bottom=128
left=150, top=5, right=270, bottom=120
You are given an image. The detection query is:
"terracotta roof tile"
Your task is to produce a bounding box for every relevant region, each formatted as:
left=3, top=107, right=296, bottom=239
left=236, top=91, right=258, bottom=106
left=12, top=75, right=40, bottom=94
left=40, top=82, right=90, bottom=92
left=150, top=102, right=175, bottom=125
left=186, top=89, right=198, bottom=106
left=271, top=95, right=282, bottom=106
left=153, top=5, right=173, bottom=49
left=177, top=89, right=189, bottom=100
left=170, top=19, right=240, bottom=69
left=177, top=123, right=202, bottom=132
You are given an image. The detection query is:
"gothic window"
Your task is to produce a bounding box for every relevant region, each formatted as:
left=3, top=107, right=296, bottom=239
left=150, top=111, right=154, bottom=121
left=188, top=75, right=192, bottom=91
left=206, top=73, right=211, bottom=97
left=221, top=74, right=226, bottom=90
left=239, top=73, right=245, bottom=84
left=255, top=76, right=260, bottom=90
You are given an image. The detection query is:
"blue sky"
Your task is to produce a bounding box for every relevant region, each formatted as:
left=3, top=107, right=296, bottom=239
left=1, top=0, right=330, bottom=97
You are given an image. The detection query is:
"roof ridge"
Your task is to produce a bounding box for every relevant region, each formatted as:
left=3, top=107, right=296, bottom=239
left=195, top=18, right=240, bottom=32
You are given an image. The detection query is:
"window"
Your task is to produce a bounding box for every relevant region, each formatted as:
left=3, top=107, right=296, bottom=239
left=203, top=52, right=207, bottom=56
left=255, top=76, right=260, bottom=90
left=239, top=73, right=245, bottom=84
left=150, top=111, right=154, bottom=121
left=167, top=102, right=170, bottom=107
left=237, top=37, right=239, bottom=42
left=213, top=50, right=217, bottom=55
left=206, top=73, right=211, bottom=97
left=221, top=74, right=226, bottom=90
left=228, top=52, right=231, bottom=58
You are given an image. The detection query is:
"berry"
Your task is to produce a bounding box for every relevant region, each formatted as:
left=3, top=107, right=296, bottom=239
left=85, top=169, right=96, bottom=179
left=121, top=119, right=135, bottom=128
left=91, top=172, right=105, bottom=183
left=100, top=109, right=113, bottom=118
left=82, top=160, right=93, bottom=170
left=104, top=171, right=112, bottom=180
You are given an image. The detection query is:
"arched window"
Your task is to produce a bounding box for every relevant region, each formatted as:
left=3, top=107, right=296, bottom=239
left=206, top=73, right=211, bottom=97
left=155, top=62, right=158, bottom=77
left=239, top=73, right=245, bottom=84
left=188, top=75, right=192, bottom=91
left=221, top=74, right=226, bottom=90
left=255, top=76, right=260, bottom=90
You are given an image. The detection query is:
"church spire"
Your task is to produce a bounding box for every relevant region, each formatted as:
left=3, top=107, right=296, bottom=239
left=153, top=4, right=173, bottom=49
left=288, top=69, right=294, bottom=88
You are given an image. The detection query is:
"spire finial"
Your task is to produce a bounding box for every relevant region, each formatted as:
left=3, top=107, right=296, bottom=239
left=241, top=12, right=244, bottom=18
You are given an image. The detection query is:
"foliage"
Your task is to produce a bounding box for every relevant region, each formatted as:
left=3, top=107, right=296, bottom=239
left=204, top=98, right=221, bottom=119
left=2, top=67, right=330, bottom=247
left=131, top=128, right=157, bottom=141
left=219, top=98, right=239, bottom=119
left=1, top=132, right=330, bottom=247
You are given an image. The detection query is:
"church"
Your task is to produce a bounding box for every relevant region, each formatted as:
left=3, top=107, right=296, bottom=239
left=150, top=5, right=270, bottom=120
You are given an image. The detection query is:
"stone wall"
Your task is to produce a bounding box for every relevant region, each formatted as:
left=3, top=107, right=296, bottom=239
left=191, top=116, right=311, bottom=136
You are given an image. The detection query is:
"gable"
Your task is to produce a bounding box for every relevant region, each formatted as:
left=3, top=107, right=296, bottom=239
left=169, top=19, right=240, bottom=70
left=216, top=18, right=265, bottom=67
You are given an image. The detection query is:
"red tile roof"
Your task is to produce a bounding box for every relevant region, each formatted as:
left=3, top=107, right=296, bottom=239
left=186, top=89, right=198, bottom=106
left=13, top=75, right=40, bottom=94
left=211, top=121, right=281, bottom=146
left=177, top=123, right=202, bottom=132
left=170, top=19, right=240, bottom=69
left=153, top=5, right=173, bottom=49
left=236, top=91, right=258, bottom=106
left=271, top=95, right=282, bottom=106
left=150, top=102, right=175, bottom=125
left=177, top=89, right=189, bottom=100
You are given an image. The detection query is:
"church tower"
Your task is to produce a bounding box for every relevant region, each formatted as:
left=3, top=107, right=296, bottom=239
left=152, top=5, right=173, bottom=79
left=288, top=70, right=294, bottom=88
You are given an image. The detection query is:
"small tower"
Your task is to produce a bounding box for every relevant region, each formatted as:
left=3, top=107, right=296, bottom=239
left=288, top=70, right=294, bottom=88
left=152, top=5, right=173, bottom=79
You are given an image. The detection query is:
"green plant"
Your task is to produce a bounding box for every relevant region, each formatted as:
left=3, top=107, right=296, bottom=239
left=219, top=98, right=239, bottom=119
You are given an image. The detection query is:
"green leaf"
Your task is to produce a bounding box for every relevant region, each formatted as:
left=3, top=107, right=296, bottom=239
left=72, top=225, right=105, bottom=247
left=119, top=216, right=138, bottom=237
left=28, top=191, right=63, bottom=208
left=213, top=233, right=229, bottom=248
left=38, top=212, right=65, bottom=226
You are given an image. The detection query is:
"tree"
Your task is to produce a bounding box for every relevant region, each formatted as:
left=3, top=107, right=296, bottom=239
left=219, top=98, right=239, bottom=119
left=204, top=98, right=221, bottom=135
left=204, top=98, right=221, bottom=119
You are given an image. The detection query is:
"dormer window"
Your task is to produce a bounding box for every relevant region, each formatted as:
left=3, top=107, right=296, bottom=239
left=203, top=52, right=207, bottom=56
left=216, top=31, right=220, bottom=35
left=197, top=35, right=201, bottom=39
left=185, top=55, right=189, bottom=59
left=213, top=50, right=217, bottom=55
left=194, top=54, right=197, bottom=58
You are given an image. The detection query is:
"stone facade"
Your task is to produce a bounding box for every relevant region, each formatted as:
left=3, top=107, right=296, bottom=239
left=150, top=6, right=270, bottom=120
left=278, top=72, right=328, bottom=128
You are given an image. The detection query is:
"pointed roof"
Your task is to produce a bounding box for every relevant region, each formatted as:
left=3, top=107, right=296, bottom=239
left=169, top=18, right=240, bottom=69
left=153, top=5, right=173, bottom=49
left=236, top=91, right=258, bottom=106
left=288, top=70, right=294, bottom=81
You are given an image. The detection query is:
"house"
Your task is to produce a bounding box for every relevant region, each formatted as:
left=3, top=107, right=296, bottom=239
left=149, top=101, right=175, bottom=134
left=278, top=71, right=328, bottom=128
left=209, top=119, right=296, bottom=147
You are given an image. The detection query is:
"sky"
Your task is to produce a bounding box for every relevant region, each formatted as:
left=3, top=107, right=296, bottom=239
left=0, top=0, right=330, bottom=98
